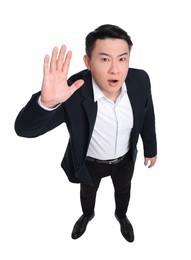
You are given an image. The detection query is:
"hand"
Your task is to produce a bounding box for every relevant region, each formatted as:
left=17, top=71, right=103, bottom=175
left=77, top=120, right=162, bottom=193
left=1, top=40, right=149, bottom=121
left=144, top=156, right=157, bottom=168
left=41, top=44, right=84, bottom=108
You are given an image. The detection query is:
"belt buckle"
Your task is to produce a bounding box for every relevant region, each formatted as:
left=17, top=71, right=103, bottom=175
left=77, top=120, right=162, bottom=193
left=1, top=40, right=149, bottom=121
left=109, top=158, right=119, bottom=164
left=109, top=154, right=125, bottom=164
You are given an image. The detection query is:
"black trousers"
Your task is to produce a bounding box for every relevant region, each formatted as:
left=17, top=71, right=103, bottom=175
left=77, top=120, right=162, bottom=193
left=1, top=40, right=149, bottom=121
left=80, top=150, right=135, bottom=219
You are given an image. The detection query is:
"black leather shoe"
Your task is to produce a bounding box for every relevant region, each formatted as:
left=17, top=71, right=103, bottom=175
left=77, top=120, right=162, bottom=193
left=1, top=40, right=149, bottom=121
left=115, top=213, right=134, bottom=242
left=71, top=212, right=95, bottom=239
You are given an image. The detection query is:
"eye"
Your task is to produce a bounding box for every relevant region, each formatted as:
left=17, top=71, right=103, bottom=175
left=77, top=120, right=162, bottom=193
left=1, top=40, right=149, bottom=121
left=119, top=57, right=127, bottom=62
left=101, top=57, right=110, bottom=62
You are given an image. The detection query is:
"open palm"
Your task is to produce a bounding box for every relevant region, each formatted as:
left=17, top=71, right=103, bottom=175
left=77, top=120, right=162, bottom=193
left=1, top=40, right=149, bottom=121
left=41, top=45, right=84, bottom=108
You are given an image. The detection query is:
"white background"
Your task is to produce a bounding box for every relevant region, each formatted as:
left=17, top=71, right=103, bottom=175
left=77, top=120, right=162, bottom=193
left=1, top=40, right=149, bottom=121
left=1, top=0, right=191, bottom=259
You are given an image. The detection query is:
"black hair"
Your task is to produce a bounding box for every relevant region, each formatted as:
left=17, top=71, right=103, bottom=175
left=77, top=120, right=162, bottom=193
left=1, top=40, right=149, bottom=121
left=85, top=24, right=133, bottom=58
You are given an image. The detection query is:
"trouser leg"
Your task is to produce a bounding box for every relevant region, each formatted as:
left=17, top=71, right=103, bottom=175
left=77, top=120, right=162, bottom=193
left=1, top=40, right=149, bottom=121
left=80, top=159, right=111, bottom=217
left=111, top=152, right=135, bottom=218
left=80, top=180, right=101, bottom=217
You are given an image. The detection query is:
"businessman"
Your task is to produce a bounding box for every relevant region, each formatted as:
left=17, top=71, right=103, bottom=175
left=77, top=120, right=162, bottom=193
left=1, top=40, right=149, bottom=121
left=15, top=24, right=157, bottom=242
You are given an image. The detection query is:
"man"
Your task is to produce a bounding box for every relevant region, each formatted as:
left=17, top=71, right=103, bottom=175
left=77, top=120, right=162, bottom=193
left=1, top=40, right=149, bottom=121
left=15, top=24, right=157, bottom=242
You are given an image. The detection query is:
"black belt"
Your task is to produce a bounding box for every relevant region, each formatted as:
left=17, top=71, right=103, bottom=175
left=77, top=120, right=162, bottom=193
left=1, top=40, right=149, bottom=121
left=86, top=154, right=126, bottom=165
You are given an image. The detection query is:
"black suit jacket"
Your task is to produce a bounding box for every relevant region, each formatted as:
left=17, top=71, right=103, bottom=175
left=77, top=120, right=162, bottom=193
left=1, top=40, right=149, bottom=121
left=15, top=68, right=157, bottom=185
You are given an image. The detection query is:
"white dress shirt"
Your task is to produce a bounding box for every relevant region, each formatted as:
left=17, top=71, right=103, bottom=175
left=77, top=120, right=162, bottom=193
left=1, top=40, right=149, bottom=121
left=87, top=79, right=134, bottom=160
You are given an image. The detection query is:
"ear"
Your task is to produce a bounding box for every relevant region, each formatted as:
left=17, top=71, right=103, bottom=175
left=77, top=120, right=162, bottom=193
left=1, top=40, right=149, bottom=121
left=83, top=55, right=91, bottom=70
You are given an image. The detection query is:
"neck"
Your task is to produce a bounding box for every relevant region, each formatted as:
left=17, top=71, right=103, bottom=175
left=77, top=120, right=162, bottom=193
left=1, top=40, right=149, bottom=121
left=103, top=89, right=121, bottom=102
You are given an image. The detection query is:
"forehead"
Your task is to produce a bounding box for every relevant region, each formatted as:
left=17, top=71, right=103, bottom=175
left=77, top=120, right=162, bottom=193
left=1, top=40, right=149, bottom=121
left=93, top=38, right=129, bottom=54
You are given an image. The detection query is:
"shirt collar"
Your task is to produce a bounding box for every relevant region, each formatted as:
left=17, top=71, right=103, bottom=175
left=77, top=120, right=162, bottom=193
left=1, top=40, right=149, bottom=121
left=92, top=78, right=127, bottom=102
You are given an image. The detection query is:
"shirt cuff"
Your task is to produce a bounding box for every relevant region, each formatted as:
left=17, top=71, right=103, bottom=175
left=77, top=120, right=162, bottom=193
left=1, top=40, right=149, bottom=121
left=38, top=96, right=61, bottom=111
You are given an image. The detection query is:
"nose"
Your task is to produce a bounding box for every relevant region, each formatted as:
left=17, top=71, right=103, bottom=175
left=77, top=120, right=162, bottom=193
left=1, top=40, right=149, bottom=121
left=108, top=60, right=119, bottom=74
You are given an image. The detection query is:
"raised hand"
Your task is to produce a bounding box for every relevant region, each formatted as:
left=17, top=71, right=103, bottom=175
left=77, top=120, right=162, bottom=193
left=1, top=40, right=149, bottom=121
left=41, top=44, right=84, bottom=108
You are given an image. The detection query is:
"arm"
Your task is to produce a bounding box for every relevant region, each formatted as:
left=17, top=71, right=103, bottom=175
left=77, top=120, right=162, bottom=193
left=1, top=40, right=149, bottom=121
left=15, top=45, right=84, bottom=137
left=14, top=92, right=66, bottom=137
left=141, top=92, right=157, bottom=152
left=140, top=74, right=157, bottom=168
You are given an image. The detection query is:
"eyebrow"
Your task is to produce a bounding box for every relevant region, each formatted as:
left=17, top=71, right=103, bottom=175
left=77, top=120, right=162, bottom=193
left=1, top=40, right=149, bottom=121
left=99, top=52, right=129, bottom=57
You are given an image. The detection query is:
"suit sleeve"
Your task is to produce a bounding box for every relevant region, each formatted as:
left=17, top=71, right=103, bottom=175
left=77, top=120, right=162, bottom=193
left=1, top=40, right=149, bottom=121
left=14, top=92, right=66, bottom=138
left=140, top=73, right=157, bottom=158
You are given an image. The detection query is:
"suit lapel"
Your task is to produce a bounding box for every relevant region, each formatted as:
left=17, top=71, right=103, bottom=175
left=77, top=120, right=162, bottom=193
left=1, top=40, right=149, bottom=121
left=81, top=72, right=97, bottom=144
left=125, top=75, right=139, bottom=128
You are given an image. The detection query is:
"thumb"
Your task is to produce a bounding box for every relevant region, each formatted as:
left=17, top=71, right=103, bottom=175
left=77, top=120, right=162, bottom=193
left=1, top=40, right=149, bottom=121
left=70, top=79, right=84, bottom=93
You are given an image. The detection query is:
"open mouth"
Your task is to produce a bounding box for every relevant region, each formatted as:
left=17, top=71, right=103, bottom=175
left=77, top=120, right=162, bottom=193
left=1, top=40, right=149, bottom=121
left=108, top=79, right=119, bottom=87
left=108, top=80, right=119, bottom=83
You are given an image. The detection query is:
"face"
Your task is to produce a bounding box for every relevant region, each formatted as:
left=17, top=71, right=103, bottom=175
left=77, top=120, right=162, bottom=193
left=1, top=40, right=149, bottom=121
left=84, top=38, right=130, bottom=99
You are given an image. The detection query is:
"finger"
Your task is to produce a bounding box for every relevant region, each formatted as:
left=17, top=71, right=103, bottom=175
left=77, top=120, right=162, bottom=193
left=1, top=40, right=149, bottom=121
left=144, top=158, right=148, bottom=166
left=50, top=47, right=58, bottom=73
left=62, top=50, right=72, bottom=75
left=148, top=161, right=152, bottom=168
left=147, top=159, right=156, bottom=168
left=149, top=159, right=156, bottom=168
left=56, top=44, right=66, bottom=71
left=69, top=79, right=84, bottom=94
left=43, top=55, right=49, bottom=75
